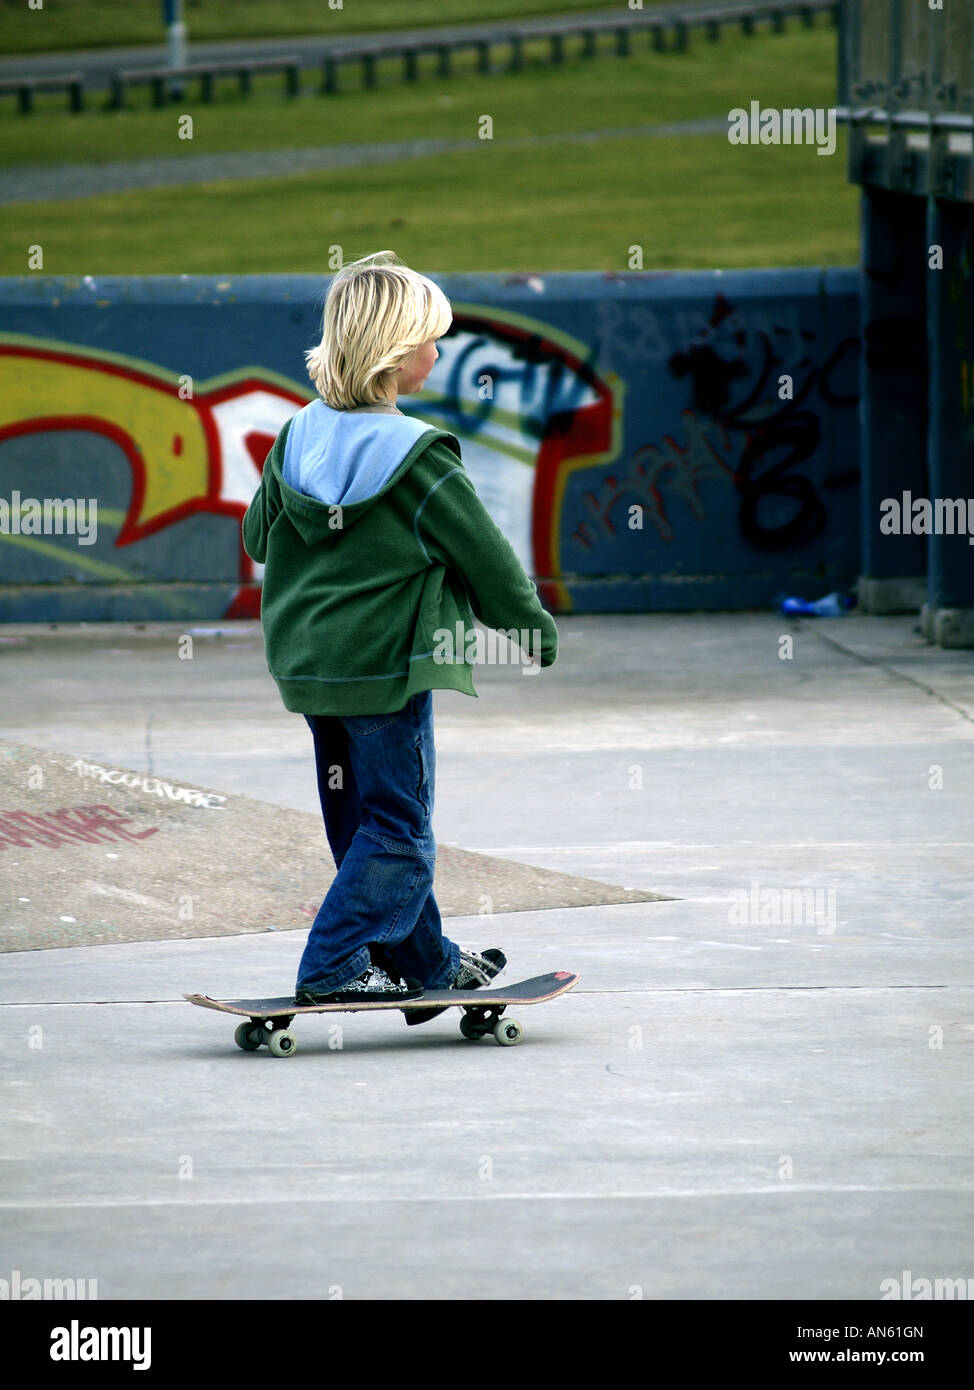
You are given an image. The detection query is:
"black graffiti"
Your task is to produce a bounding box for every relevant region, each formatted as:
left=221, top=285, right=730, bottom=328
left=668, top=301, right=859, bottom=551
left=668, top=341, right=752, bottom=418
left=736, top=413, right=825, bottom=550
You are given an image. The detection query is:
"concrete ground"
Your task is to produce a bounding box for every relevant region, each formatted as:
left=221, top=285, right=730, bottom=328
left=1, top=611, right=973, bottom=1301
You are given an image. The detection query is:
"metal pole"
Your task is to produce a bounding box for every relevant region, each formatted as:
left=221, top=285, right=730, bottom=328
left=164, top=0, right=187, bottom=98
left=164, top=0, right=187, bottom=67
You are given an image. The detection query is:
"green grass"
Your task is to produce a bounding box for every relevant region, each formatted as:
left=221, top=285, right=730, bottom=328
left=0, top=25, right=859, bottom=274
left=0, top=131, right=858, bottom=275
left=0, top=24, right=840, bottom=167
left=0, top=0, right=662, bottom=55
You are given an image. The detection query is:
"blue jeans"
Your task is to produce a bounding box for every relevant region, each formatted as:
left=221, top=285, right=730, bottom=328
left=295, top=691, right=460, bottom=994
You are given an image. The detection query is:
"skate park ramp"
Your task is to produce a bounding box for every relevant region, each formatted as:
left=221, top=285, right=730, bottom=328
left=0, top=738, right=669, bottom=951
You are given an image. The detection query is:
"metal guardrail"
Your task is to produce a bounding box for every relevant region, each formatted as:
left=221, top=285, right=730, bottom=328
left=835, top=102, right=974, bottom=203
left=318, top=1, right=838, bottom=93
left=0, top=0, right=839, bottom=113
left=0, top=70, right=84, bottom=114
left=109, top=56, right=301, bottom=110
left=836, top=105, right=974, bottom=133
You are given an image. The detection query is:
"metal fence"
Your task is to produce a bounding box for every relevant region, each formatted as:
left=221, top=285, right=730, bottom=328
left=0, top=0, right=838, bottom=114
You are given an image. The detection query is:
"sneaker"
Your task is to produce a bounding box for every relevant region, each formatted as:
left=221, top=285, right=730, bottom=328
left=295, top=966, right=423, bottom=1006
left=454, top=947, right=507, bottom=989
left=404, top=948, right=507, bottom=1027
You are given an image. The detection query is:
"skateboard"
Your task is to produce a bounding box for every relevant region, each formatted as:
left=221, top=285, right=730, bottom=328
left=185, top=970, right=579, bottom=1057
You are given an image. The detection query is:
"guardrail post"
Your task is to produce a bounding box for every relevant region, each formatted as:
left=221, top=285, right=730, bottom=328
left=151, top=74, right=166, bottom=108
left=438, top=43, right=452, bottom=77
left=285, top=61, right=299, bottom=97
left=321, top=55, right=338, bottom=94
left=110, top=75, right=125, bottom=110
left=581, top=29, right=596, bottom=59
left=201, top=70, right=214, bottom=102
left=403, top=48, right=418, bottom=82
left=508, top=34, right=523, bottom=71
left=550, top=33, right=564, bottom=64
left=615, top=27, right=631, bottom=57
left=362, top=53, right=376, bottom=88
left=651, top=24, right=665, bottom=52
left=706, top=20, right=721, bottom=42
left=675, top=21, right=689, bottom=51
left=477, top=39, right=490, bottom=74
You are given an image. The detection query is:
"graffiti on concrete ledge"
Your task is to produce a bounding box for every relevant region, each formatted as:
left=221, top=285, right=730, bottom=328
left=407, top=307, right=622, bottom=610
left=573, top=291, right=859, bottom=557
left=0, top=273, right=860, bottom=617
left=0, top=313, right=624, bottom=617
left=0, top=332, right=308, bottom=617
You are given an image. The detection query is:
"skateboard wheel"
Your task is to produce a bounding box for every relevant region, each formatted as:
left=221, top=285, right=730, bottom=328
left=459, top=1014, right=487, bottom=1040
left=494, top=1018, right=523, bottom=1046
left=267, top=1029, right=297, bottom=1057
left=234, top=1022, right=266, bottom=1051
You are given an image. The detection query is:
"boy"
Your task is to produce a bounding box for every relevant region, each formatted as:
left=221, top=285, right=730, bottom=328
left=242, top=252, right=558, bottom=1018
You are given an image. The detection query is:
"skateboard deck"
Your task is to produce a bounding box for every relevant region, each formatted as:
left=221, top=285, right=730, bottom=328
left=185, top=970, right=578, bottom=1056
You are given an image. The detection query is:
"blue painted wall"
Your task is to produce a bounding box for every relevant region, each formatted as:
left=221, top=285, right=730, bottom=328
left=0, top=269, right=860, bottom=620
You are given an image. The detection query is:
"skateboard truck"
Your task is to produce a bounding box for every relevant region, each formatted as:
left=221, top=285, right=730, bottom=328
left=235, top=1014, right=297, bottom=1057
left=458, top=1003, right=523, bottom=1045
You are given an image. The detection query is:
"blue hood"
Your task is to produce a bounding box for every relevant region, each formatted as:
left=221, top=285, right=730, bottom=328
left=281, top=399, right=434, bottom=514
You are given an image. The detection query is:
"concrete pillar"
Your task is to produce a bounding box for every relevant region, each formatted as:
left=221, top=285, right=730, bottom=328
left=922, top=197, right=974, bottom=647
left=857, top=187, right=928, bottom=614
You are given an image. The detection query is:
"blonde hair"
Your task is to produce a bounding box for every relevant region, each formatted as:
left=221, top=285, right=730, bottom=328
left=305, top=251, right=452, bottom=409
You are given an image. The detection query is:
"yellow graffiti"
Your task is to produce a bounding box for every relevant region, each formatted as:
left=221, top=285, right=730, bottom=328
left=0, top=530, right=134, bottom=580
left=0, top=338, right=210, bottom=532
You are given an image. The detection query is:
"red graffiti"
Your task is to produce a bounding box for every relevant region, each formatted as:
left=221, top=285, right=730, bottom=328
left=0, top=804, right=160, bottom=852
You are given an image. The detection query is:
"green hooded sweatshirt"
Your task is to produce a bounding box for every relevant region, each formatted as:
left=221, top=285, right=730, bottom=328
left=241, top=399, right=559, bottom=715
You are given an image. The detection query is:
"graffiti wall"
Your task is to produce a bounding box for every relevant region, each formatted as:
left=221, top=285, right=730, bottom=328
left=0, top=270, right=859, bottom=620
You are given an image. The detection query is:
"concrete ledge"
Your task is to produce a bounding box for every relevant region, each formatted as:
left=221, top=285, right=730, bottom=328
left=921, top=603, right=974, bottom=648
left=857, top=574, right=926, bottom=614
left=0, top=737, right=669, bottom=952
left=0, top=584, right=242, bottom=625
